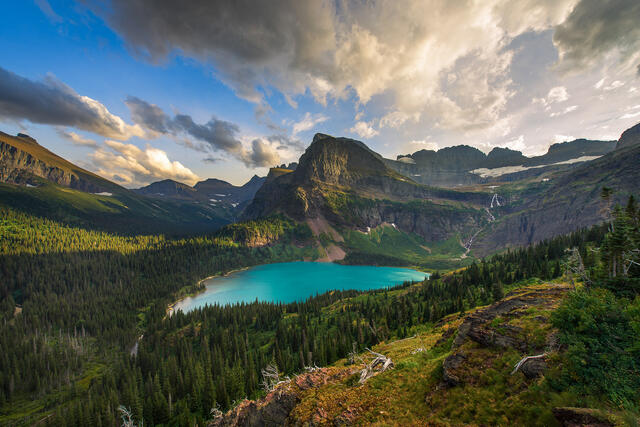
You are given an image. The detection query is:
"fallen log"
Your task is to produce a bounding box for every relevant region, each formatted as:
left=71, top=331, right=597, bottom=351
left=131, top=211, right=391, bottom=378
left=511, top=353, right=546, bottom=375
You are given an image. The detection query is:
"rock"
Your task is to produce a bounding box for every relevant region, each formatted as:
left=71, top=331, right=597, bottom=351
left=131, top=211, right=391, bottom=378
left=616, top=122, right=640, bottom=150
left=210, top=368, right=351, bottom=426
left=552, top=407, right=615, bottom=427
left=442, top=352, right=466, bottom=387
left=519, top=357, right=547, bottom=379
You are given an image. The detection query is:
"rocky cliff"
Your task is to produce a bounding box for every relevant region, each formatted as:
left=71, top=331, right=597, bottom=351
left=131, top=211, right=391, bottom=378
left=386, top=138, right=616, bottom=187
left=244, top=133, right=490, bottom=245
left=0, top=131, right=117, bottom=193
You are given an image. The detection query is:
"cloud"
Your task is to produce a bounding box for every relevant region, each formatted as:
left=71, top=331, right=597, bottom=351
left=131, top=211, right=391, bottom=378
left=125, top=96, right=280, bottom=167
left=349, top=121, right=379, bottom=139
left=92, top=0, right=582, bottom=132
left=0, top=67, right=145, bottom=140
left=379, top=111, right=418, bottom=129
left=90, top=140, right=200, bottom=186
left=408, top=140, right=439, bottom=151
left=57, top=129, right=98, bottom=147
left=620, top=111, right=640, bottom=120
left=550, top=105, right=578, bottom=117
left=35, top=0, right=63, bottom=24
left=248, top=138, right=281, bottom=167
left=553, top=134, right=575, bottom=144
left=553, top=0, right=640, bottom=72
left=202, top=156, right=222, bottom=164
left=291, top=112, right=328, bottom=136
left=533, top=86, right=569, bottom=107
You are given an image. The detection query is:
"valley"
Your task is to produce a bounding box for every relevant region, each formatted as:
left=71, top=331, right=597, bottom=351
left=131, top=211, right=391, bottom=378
left=0, top=123, right=639, bottom=425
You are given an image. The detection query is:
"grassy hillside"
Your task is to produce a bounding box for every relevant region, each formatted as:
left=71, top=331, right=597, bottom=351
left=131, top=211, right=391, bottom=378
left=339, top=224, right=469, bottom=270
left=0, top=180, right=233, bottom=235
left=243, top=281, right=635, bottom=426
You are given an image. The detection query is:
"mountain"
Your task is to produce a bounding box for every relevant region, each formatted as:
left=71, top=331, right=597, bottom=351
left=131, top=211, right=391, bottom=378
left=0, top=131, right=231, bottom=234
left=472, top=132, right=640, bottom=255
left=385, top=138, right=616, bottom=187
left=617, top=122, right=640, bottom=149
left=244, top=126, right=640, bottom=261
left=244, top=133, right=492, bottom=265
left=0, top=131, right=123, bottom=194
left=134, top=178, right=199, bottom=199
left=136, top=174, right=266, bottom=208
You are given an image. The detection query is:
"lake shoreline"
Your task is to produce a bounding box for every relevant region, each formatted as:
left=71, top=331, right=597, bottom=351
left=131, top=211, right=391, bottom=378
left=170, top=261, right=429, bottom=314
left=166, top=266, right=251, bottom=316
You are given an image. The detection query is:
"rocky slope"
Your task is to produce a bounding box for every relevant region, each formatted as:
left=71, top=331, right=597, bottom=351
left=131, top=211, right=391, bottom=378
left=473, top=139, right=640, bottom=256
left=0, top=131, right=233, bottom=234
left=244, top=133, right=490, bottom=245
left=616, top=122, right=640, bottom=149
left=0, top=131, right=120, bottom=193
left=209, top=282, right=624, bottom=426
left=386, top=138, right=616, bottom=187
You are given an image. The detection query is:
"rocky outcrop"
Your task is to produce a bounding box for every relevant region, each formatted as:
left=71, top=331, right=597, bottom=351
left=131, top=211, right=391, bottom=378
left=209, top=368, right=352, bottom=427
left=616, top=121, right=640, bottom=150
left=552, top=407, right=616, bottom=427
left=442, top=284, right=571, bottom=388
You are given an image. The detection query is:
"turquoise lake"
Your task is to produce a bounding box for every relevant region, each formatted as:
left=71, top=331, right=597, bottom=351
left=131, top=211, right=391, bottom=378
left=173, top=262, right=428, bottom=313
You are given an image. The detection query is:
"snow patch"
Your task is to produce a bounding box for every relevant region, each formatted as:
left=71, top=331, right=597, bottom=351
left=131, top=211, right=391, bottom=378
left=471, top=155, right=601, bottom=178
left=94, top=192, right=113, bottom=196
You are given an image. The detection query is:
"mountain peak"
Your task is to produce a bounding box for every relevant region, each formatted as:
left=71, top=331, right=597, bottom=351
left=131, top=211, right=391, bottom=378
left=617, top=121, right=640, bottom=150
left=312, top=133, right=333, bottom=143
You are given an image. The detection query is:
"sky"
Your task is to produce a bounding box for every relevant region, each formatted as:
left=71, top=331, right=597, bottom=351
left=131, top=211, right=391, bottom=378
left=0, top=0, right=639, bottom=187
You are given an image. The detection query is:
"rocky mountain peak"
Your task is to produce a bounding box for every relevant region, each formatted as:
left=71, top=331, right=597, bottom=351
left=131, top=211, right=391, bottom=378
left=617, top=121, right=640, bottom=150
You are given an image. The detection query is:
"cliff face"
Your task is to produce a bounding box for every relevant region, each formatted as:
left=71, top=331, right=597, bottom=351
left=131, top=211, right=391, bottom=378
left=617, top=122, right=640, bottom=150
left=0, top=135, right=112, bottom=193
left=386, top=138, right=616, bottom=188
left=244, top=134, right=490, bottom=244
left=473, top=143, right=640, bottom=256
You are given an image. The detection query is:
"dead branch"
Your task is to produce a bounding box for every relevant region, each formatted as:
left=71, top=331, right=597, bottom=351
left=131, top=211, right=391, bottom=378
left=117, top=405, right=141, bottom=427
left=511, top=353, right=546, bottom=375
left=359, top=348, right=394, bottom=384
left=562, top=247, right=592, bottom=289
left=260, top=363, right=290, bottom=392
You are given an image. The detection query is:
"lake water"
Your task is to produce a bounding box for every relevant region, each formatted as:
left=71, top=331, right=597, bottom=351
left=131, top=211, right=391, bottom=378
left=173, top=262, right=428, bottom=313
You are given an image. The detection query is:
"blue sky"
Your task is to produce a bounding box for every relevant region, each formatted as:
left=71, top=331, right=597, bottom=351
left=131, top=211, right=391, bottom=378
left=1, top=0, right=639, bottom=187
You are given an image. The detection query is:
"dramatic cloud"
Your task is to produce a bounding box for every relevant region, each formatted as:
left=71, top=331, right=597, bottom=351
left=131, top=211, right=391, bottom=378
left=57, top=129, right=98, bottom=147
left=125, top=96, right=280, bottom=167
left=93, top=0, right=582, bottom=132
left=349, top=121, right=379, bottom=139
left=533, top=86, right=569, bottom=108
left=553, top=0, right=640, bottom=72
left=0, top=67, right=145, bottom=140
left=291, top=112, right=328, bottom=136
left=90, top=140, right=200, bottom=186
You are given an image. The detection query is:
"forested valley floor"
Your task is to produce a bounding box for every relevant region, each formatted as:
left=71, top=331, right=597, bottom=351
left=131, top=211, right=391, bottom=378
left=1, top=196, right=639, bottom=425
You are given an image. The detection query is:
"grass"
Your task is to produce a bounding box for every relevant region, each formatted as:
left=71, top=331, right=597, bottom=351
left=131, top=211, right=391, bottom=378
left=284, top=282, right=636, bottom=426
left=340, top=223, right=470, bottom=270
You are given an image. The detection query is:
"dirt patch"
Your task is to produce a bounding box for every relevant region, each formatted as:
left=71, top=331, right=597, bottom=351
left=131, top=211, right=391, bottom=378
left=306, top=216, right=344, bottom=242
left=316, top=243, right=346, bottom=262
